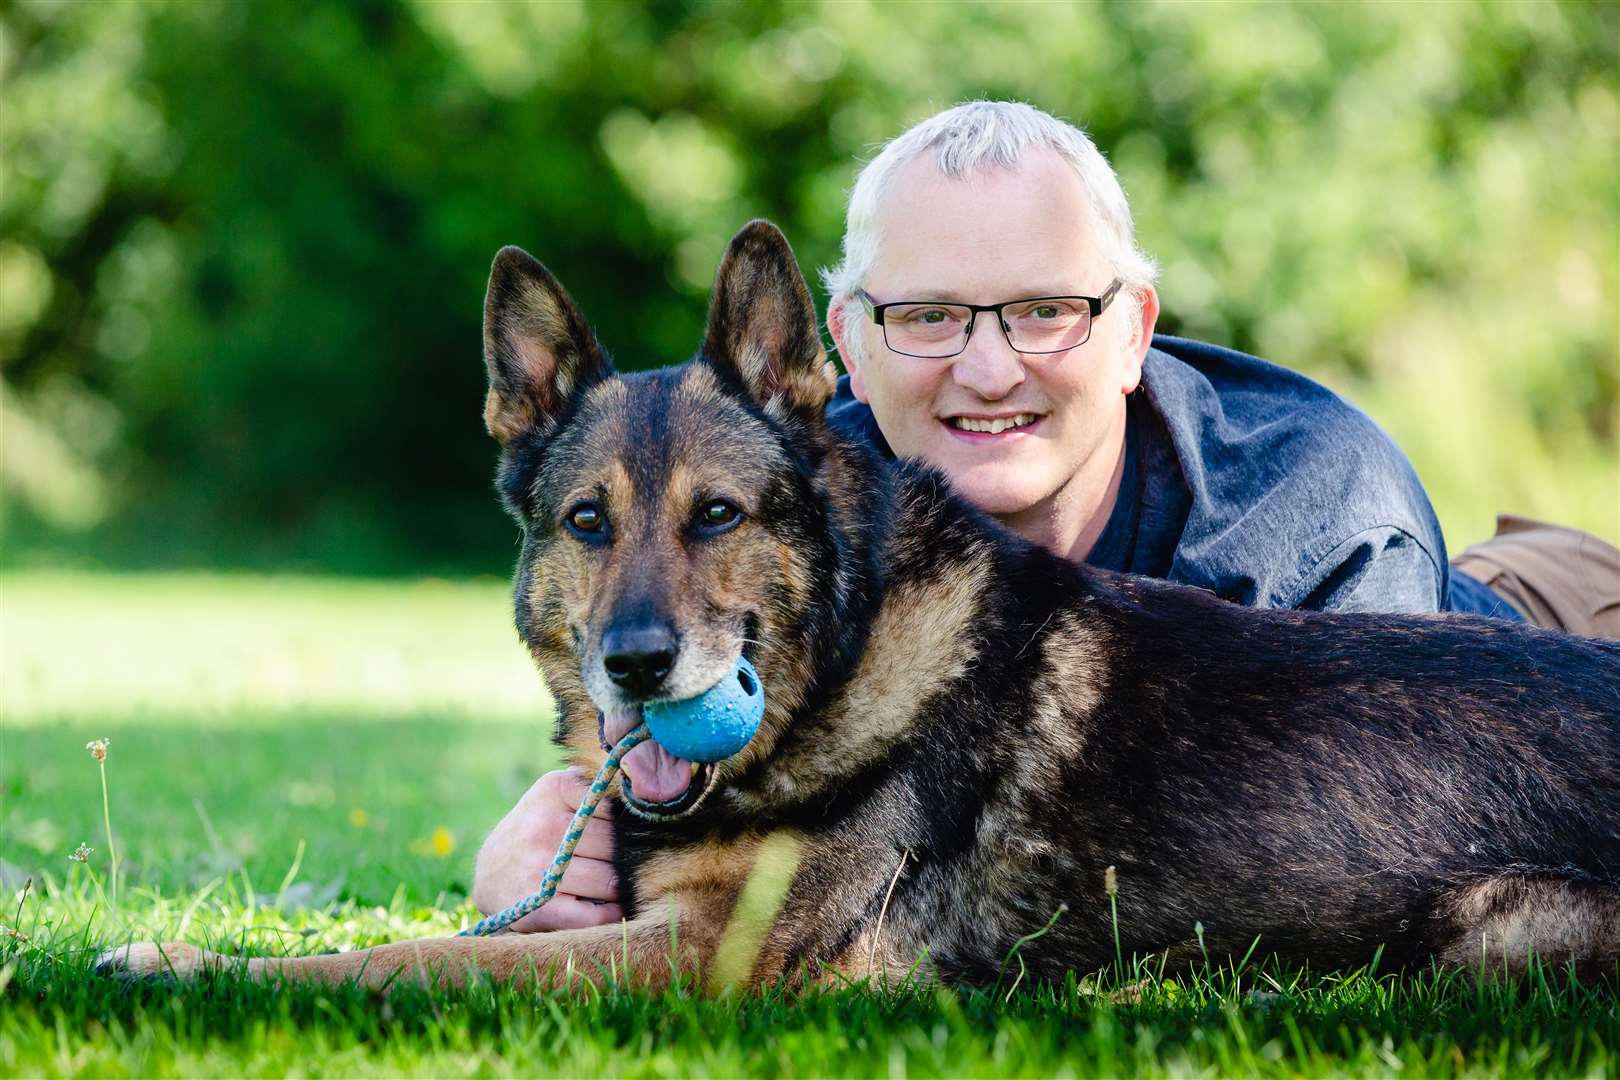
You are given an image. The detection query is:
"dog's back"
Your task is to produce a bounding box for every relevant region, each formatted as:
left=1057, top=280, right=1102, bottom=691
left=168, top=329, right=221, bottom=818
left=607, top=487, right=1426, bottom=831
left=928, top=538, right=1620, bottom=979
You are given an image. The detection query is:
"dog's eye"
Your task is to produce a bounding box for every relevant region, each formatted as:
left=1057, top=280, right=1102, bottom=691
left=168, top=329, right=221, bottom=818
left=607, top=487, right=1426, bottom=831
left=698, top=500, right=741, bottom=531
left=566, top=504, right=605, bottom=535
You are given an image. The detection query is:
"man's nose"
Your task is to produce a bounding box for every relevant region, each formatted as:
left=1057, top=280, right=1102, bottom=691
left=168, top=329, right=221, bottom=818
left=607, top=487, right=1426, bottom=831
left=601, top=619, right=677, bottom=698
left=950, top=315, right=1026, bottom=400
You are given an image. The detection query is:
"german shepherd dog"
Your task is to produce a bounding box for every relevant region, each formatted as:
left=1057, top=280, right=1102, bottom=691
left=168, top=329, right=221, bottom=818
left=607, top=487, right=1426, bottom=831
left=103, top=222, right=1620, bottom=991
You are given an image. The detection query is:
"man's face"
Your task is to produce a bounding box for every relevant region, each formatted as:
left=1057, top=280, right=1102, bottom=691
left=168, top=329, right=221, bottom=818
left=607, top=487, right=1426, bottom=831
left=840, top=151, right=1151, bottom=522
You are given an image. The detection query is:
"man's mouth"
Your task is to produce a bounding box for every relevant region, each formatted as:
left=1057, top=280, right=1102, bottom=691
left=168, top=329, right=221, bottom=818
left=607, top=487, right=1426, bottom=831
left=600, top=706, right=715, bottom=815
left=945, top=412, right=1042, bottom=436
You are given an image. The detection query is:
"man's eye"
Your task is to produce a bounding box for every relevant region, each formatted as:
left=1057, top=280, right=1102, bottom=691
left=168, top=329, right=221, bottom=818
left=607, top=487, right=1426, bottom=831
left=1033, top=304, right=1059, bottom=319
left=698, top=500, right=741, bottom=529
left=567, top=504, right=604, bottom=533
left=894, top=306, right=958, bottom=325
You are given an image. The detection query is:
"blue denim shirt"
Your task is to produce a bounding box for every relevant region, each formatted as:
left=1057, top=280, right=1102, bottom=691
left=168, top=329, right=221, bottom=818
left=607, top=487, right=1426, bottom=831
left=827, top=335, right=1516, bottom=619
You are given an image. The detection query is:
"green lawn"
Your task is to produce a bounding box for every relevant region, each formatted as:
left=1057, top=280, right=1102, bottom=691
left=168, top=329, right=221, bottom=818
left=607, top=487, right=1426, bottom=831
left=3, top=572, right=1616, bottom=1077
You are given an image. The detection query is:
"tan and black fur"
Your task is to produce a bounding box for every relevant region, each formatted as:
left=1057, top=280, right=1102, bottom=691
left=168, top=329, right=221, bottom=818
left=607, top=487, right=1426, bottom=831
left=102, top=222, right=1620, bottom=992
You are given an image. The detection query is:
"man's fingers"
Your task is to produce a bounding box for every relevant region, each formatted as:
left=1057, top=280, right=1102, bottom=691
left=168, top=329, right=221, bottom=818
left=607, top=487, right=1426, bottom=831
left=509, top=896, right=624, bottom=933
left=556, top=813, right=616, bottom=862
left=550, top=767, right=615, bottom=818
left=481, top=852, right=618, bottom=915
left=554, top=853, right=618, bottom=901
left=473, top=769, right=625, bottom=926
left=534, top=769, right=616, bottom=860
left=524, top=791, right=615, bottom=861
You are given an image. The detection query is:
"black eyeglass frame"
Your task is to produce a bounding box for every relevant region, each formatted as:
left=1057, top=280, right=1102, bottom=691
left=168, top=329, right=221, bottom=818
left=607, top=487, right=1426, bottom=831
left=855, top=279, right=1124, bottom=359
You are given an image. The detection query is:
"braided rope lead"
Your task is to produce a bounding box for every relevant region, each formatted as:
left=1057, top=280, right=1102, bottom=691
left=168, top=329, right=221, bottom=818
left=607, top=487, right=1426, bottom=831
left=459, top=722, right=651, bottom=937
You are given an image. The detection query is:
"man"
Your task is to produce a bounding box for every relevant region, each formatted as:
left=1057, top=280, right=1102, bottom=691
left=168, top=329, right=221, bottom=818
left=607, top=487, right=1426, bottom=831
left=473, top=100, right=1619, bottom=932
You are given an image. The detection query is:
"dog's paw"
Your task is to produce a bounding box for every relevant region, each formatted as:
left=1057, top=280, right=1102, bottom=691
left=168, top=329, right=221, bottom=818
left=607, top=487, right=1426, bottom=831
left=94, top=942, right=216, bottom=982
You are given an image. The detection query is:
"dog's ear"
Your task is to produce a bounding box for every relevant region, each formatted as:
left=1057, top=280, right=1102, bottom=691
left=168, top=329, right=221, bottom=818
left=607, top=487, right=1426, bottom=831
left=702, top=220, right=837, bottom=417
left=482, top=245, right=611, bottom=448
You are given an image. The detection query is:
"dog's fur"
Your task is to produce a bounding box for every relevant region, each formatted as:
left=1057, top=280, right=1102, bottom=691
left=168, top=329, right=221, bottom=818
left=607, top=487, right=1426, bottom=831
left=102, top=222, right=1620, bottom=991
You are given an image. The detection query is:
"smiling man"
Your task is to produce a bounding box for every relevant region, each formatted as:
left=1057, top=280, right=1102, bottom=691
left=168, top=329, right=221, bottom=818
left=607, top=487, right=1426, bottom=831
left=830, top=146, right=1144, bottom=566
left=473, top=100, right=1618, bottom=933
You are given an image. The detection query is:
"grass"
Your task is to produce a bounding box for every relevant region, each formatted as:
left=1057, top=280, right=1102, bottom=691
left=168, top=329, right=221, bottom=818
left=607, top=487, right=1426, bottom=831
left=3, top=571, right=1617, bottom=1077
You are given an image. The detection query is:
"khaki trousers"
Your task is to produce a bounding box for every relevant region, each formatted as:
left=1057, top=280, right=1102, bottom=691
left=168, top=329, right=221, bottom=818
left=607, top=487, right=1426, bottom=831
left=1451, top=515, right=1620, bottom=640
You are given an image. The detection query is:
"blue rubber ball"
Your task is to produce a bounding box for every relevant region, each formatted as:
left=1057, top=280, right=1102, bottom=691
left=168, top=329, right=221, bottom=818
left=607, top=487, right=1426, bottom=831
left=643, top=656, right=765, bottom=763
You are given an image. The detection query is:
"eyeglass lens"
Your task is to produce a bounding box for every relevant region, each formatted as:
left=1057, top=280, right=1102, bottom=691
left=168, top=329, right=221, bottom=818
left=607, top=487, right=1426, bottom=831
left=881, top=299, right=1093, bottom=357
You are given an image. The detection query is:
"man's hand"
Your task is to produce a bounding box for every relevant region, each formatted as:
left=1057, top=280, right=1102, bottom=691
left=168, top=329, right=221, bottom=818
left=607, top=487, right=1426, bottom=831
left=472, top=768, right=622, bottom=931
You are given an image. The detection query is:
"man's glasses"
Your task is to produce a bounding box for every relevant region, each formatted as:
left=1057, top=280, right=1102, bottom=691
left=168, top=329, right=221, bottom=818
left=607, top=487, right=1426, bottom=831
left=856, top=280, right=1122, bottom=359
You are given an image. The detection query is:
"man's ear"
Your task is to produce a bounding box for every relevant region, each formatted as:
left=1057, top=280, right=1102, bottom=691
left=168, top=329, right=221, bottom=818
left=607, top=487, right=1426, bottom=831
left=826, top=297, right=870, bottom=403
left=702, top=220, right=837, bottom=416
left=1119, top=283, right=1159, bottom=395
left=482, top=245, right=611, bottom=448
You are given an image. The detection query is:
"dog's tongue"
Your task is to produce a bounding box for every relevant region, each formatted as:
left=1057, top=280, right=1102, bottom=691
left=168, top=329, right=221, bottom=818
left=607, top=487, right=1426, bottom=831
left=621, top=740, right=694, bottom=803
left=604, top=707, right=694, bottom=805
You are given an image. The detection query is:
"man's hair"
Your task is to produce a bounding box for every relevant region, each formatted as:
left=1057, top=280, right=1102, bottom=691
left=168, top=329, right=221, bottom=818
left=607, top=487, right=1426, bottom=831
left=820, top=100, right=1157, bottom=353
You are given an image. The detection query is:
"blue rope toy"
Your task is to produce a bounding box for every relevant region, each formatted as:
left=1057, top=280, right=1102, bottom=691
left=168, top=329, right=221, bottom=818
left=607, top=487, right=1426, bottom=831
left=460, top=657, right=765, bottom=937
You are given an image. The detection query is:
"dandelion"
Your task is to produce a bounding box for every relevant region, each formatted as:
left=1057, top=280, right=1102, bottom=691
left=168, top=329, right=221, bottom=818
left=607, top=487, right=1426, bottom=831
left=69, top=843, right=93, bottom=863
left=84, top=737, right=118, bottom=903
left=411, top=827, right=456, bottom=858
left=349, top=808, right=370, bottom=828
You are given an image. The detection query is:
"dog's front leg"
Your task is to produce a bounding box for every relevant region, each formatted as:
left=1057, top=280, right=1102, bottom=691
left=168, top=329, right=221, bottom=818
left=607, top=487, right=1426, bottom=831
left=98, top=899, right=713, bottom=992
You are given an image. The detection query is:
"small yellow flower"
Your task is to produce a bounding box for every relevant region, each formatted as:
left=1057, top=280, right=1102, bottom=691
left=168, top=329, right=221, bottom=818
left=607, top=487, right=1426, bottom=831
left=85, top=739, right=109, bottom=763
left=349, top=808, right=370, bottom=828
left=69, top=843, right=93, bottom=863
left=411, top=827, right=456, bottom=858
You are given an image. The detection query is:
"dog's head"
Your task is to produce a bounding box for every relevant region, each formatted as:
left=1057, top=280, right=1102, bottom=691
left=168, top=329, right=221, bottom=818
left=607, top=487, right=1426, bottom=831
left=482, top=221, right=842, bottom=819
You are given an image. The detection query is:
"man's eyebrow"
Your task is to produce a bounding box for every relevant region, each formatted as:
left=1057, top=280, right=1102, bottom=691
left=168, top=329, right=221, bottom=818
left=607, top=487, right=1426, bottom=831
left=901, top=289, right=971, bottom=303
left=881, top=284, right=1085, bottom=303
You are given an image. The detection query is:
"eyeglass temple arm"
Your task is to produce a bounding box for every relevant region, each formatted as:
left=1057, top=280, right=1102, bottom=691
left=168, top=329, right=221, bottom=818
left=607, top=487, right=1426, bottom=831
left=856, top=289, right=883, bottom=325
left=1096, top=279, right=1122, bottom=314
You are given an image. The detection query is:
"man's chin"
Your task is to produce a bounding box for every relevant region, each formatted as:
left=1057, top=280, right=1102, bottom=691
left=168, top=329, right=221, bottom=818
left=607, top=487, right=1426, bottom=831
left=937, top=470, right=1054, bottom=519
left=901, top=432, right=1061, bottom=516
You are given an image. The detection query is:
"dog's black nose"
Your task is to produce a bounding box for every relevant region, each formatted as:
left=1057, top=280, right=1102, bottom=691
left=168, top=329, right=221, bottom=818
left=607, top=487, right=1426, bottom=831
left=601, top=623, right=677, bottom=697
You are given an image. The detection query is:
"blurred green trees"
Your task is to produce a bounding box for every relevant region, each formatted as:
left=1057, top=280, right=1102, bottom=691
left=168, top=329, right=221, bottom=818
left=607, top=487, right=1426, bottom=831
left=3, top=0, right=1615, bottom=573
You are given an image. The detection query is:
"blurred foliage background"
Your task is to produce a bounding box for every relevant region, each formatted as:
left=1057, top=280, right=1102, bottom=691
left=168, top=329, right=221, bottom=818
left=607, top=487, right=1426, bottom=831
left=3, top=0, right=1616, bottom=575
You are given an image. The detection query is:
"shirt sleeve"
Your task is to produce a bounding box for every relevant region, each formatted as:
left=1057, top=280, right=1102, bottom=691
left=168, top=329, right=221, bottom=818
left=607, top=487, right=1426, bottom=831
left=1286, top=526, right=1444, bottom=614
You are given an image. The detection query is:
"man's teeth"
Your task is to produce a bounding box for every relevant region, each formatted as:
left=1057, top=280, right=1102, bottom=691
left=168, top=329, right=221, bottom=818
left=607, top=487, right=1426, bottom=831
left=951, top=413, right=1039, bottom=434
